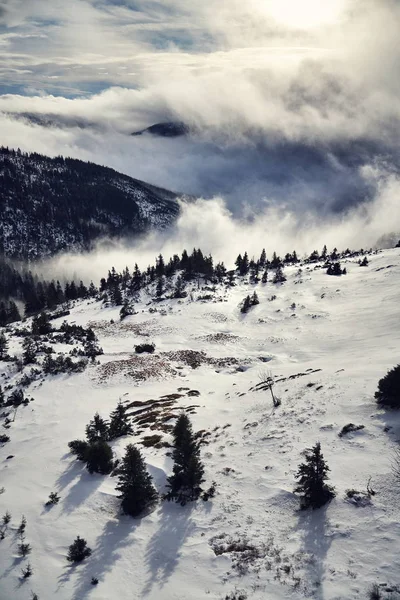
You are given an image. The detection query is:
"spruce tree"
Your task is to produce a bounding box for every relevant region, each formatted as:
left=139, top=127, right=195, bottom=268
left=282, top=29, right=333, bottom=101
left=294, top=442, right=335, bottom=509
left=108, top=401, right=133, bottom=440
left=67, top=536, right=92, bottom=562
left=375, top=364, right=400, bottom=409
left=22, top=337, right=36, bottom=365
left=240, top=295, right=251, bottom=314
left=250, top=291, right=259, bottom=306
left=156, top=276, right=165, bottom=298
left=85, top=440, right=113, bottom=475
left=0, top=332, right=8, bottom=360
left=165, top=413, right=204, bottom=505
left=173, top=275, right=186, bottom=298
left=85, top=412, right=109, bottom=443
left=273, top=266, right=286, bottom=283
left=116, top=444, right=158, bottom=516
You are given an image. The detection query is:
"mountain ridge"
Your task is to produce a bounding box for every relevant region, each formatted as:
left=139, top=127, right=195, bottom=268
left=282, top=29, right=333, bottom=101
left=0, top=147, right=183, bottom=261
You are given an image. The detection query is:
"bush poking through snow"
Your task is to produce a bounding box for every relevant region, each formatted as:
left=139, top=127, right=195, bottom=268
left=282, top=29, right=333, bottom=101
left=294, top=442, right=335, bottom=509
left=339, top=423, right=365, bottom=437
left=135, top=343, right=155, bottom=354
left=375, top=364, right=400, bottom=409
left=115, top=444, right=158, bottom=517
left=67, top=536, right=92, bottom=562
left=91, top=577, right=99, bottom=585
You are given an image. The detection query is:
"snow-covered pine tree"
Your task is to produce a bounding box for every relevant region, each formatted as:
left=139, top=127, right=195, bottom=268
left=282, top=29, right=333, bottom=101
left=108, top=401, right=133, bottom=440
left=115, top=444, right=158, bottom=516
left=165, top=413, right=204, bottom=505
left=294, top=442, right=335, bottom=509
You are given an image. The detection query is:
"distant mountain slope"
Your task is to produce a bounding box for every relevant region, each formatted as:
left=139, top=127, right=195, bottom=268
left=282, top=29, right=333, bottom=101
left=0, top=147, right=182, bottom=260
left=131, top=121, right=189, bottom=137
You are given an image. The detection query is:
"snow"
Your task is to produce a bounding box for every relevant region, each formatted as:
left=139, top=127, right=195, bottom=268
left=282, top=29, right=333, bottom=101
left=1, top=248, right=400, bottom=599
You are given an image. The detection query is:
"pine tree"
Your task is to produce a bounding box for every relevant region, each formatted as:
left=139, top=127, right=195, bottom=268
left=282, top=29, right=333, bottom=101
left=156, top=276, right=165, bottom=298
left=85, top=440, right=113, bottom=475
left=273, top=266, right=286, bottom=283
left=31, top=312, right=52, bottom=335
left=261, top=269, right=268, bottom=284
left=259, top=248, right=267, bottom=266
left=250, top=291, right=259, bottom=306
left=116, top=444, right=158, bottom=516
left=0, top=385, right=4, bottom=408
left=0, top=332, right=8, bottom=360
left=240, top=252, right=249, bottom=276
left=165, top=413, right=205, bottom=505
left=108, top=401, right=133, bottom=440
left=67, top=536, right=92, bottom=562
left=240, top=295, right=251, bottom=314
left=85, top=412, right=109, bottom=443
left=375, top=364, right=400, bottom=408
left=294, top=442, right=335, bottom=509
left=7, top=301, right=21, bottom=323
left=110, top=283, right=123, bottom=306
left=22, top=337, right=36, bottom=364
left=173, top=275, right=186, bottom=298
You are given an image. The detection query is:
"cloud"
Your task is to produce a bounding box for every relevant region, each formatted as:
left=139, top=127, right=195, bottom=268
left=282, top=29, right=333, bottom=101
left=0, top=0, right=399, bottom=222
left=37, top=165, right=400, bottom=285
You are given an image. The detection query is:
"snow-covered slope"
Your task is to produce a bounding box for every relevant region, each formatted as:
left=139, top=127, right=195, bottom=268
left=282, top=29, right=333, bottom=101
left=1, top=248, right=400, bottom=600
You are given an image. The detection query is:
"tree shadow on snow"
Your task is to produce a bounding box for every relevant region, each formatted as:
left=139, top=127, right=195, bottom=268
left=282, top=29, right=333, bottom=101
left=55, top=459, right=104, bottom=514
left=142, top=502, right=195, bottom=596
left=70, top=513, right=138, bottom=600
left=296, top=506, right=333, bottom=600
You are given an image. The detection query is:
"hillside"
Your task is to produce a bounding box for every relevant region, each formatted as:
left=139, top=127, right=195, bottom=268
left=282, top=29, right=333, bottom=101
left=0, top=248, right=400, bottom=600
left=0, top=147, right=182, bottom=260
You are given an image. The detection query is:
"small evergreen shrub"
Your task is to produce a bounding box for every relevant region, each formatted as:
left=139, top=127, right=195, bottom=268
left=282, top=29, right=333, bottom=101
left=45, top=492, right=60, bottom=506
left=18, top=541, right=31, bottom=557
left=21, top=562, right=32, bottom=579
left=17, top=515, right=27, bottom=536
left=67, top=536, right=92, bottom=562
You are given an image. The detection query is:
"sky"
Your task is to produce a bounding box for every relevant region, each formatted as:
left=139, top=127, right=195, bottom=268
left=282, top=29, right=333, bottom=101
left=0, top=0, right=399, bottom=254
